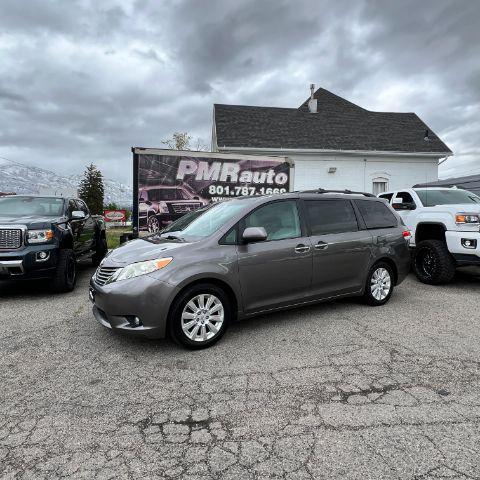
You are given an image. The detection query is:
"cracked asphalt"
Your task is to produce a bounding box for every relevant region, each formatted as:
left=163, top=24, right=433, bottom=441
left=1, top=265, right=480, bottom=479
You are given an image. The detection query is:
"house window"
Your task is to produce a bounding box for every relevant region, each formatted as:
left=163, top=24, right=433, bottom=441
left=372, top=178, right=388, bottom=195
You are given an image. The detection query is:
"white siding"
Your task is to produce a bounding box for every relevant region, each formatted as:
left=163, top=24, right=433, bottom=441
left=220, top=149, right=440, bottom=194
left=291, top=153, right=439, bottom=193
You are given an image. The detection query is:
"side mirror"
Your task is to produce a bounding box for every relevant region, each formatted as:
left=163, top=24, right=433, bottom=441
left=242, top=226, right=268, bottom=243
left=71, top=210, right=86, bottom=220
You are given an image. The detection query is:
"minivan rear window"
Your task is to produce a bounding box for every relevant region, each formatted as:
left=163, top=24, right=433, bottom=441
left=305, top=200, right=358, bottom=235
left=356, top=200, right=398, bottom=229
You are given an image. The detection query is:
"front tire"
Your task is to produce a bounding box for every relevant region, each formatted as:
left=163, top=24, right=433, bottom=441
left=413, top=240, right=456, bottom=285
left=92, top=236, right=108, bottom=266
left=51, top=249, right=76, bottom=293
left=363, top=262, right=394, bottom=306
left=169, top=283, right=230, bottom=349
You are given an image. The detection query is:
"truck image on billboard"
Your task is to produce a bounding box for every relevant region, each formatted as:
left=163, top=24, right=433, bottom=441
left=132, top=148, right=293, bottom=233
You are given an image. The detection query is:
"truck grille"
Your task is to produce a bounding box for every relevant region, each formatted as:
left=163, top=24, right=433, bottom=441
left=171, top=202, right=202, bottom=214
left=94, top=266, right=120, bottom=286
left=0, top=229, right=22, bottom=249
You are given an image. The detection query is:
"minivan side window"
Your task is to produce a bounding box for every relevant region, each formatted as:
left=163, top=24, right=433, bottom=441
left=356, top=200, right=398, bottom=229
left=244, top=201, right=301, bottom=241
left=220, top=227, right=237, bottom=245
left=305, top=200, right=358, bottom=235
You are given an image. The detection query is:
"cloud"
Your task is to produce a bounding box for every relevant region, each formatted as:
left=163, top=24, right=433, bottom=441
left=0, top=0, right=479, bottom=184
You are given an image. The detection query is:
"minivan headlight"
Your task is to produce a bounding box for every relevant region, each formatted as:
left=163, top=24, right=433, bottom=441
left=456, top=213, right=480, bottom=225
left=108, top=257, right=173, bottom=283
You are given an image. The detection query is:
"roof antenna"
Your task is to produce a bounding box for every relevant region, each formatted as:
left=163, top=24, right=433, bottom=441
left=424, top=129, right=430, bottom=141
left=308, top=84, right=317, bottom=113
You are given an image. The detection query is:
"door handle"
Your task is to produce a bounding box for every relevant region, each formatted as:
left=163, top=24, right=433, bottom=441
left=294, top=244, right=310, bottom=253
left=314, top=241, right=329, bottom=250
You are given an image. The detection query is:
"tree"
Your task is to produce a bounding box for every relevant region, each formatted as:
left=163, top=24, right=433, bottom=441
left=78, top=163, right=105, bottom=215
left=161, top=132, right=208, bottom=151
left=104, top=202, right=119, bottom=211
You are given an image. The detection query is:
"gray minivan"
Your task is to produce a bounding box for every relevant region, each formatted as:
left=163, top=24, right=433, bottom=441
left=90, top=191, right=411, bottom=348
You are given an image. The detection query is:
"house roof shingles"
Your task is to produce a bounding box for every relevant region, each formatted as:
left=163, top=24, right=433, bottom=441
left=214, top=88, right=451, bottom=154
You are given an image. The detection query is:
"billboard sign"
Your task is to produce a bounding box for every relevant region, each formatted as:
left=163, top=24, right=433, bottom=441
left=103, top=209, right=127, bottom=222
left=133, top=148, right=292, bottom=233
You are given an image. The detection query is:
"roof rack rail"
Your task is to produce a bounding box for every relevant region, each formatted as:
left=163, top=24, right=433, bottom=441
left=299, top=188, right=376, bottom=197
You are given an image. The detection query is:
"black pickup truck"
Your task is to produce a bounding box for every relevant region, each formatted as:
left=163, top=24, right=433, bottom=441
left=0, top=195, right=107, bottom=292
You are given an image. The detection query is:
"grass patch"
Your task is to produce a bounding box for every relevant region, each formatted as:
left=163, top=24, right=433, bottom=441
left=106, top=227, right=132, bottom=249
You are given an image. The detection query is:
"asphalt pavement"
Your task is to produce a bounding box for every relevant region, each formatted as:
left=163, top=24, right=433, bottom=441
left=1, top=264, right=480, bottom=479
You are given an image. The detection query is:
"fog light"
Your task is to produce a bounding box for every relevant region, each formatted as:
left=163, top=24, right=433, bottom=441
left=36, top=251, right=50, bottom=262
left=461, top=239, right=477, bottom=249
left=126, top=315, right=142, bottom=327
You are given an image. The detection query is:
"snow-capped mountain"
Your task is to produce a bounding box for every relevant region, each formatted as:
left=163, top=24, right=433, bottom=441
left=0, top=159, right=133, bottom=207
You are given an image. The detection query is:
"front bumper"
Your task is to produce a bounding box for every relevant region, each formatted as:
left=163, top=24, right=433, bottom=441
left=89, top=274, right=177, bottom=339
left=0, top=244, right=58, bottom=279
left=446, top=230, right=480, bottom=265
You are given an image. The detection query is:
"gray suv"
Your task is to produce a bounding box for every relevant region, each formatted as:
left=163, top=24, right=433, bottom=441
left=90, top=190, right=411, bottom=348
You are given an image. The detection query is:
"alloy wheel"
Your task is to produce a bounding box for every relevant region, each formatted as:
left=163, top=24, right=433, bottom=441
left=370, top=267, right=391, bottom=301
left=181, top=294, right=224, bottom=342
left=417, top=247, right=437, bottom=278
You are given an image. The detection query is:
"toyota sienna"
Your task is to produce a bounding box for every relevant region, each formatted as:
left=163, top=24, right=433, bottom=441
left=90, top=190, right=411, bottom=348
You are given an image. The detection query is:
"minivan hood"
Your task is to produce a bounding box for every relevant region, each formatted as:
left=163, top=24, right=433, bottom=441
left=103, top=237, right=192, bottom=266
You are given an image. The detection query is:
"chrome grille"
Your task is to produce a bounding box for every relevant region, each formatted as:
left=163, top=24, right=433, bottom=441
left=172, top=202, right=202, bottom=214
left=0, top=229, right=22, bottom=249
left=94, top=266, right=120, bottom=286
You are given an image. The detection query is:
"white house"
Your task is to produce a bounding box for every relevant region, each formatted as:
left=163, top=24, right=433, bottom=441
left=211, top=86, right=452, bottom=194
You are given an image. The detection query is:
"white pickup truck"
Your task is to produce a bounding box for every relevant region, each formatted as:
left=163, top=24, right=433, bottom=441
left=378, top=187, right=480, bottom=284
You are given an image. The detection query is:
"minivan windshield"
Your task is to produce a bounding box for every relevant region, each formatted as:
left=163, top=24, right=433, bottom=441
left=0, top=196, right=65, bottom=216
left=415, top=189, right=480, bottom=207
left=161, top=205, right=211, bottom=234
left=178, top=200, right=253, bottom=240
left=148, top=199, right=255, bottom=243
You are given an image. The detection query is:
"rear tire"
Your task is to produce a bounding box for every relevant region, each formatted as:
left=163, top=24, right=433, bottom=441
left=51, top=249, right=76, bottom=293
left=169, top=283, right=230, bottom=349
left=92, top=236, right=108, bottom=266
left=363, top=262, right=394, bottom=306
left=413, top=240, right=456, bottom=285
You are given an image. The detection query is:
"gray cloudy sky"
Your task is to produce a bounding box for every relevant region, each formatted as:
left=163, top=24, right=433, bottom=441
left=1, top=0, right=479, bottom=183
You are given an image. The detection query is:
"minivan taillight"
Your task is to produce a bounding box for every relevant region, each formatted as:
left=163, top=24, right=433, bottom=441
left=402, top=229, right=412, bottom=241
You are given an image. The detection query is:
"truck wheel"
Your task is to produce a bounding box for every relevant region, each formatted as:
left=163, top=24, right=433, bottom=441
left=147, top=215, right=160, bottom=233
left=169, top=283, right=230, bottom=349
left=92, top=237, right=108, bottom=266
left=413, top=240, right=456, bottom=285
left=51, top=249, right=76, bottom=293
left=363, top=262, right=394, bottom=306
